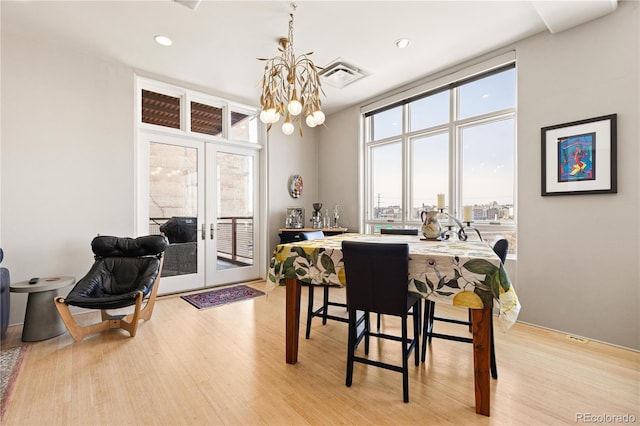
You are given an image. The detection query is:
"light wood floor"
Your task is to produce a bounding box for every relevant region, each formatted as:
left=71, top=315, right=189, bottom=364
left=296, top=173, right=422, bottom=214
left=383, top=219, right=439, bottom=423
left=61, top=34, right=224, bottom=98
left=2, top=280, right=638, bottom=425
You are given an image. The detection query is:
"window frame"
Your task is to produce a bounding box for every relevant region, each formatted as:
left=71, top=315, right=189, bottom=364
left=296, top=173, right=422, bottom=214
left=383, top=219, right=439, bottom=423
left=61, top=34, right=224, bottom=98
left=361, top=54, right=517, bottom=253
left=137, top=76, right=262, bottom=147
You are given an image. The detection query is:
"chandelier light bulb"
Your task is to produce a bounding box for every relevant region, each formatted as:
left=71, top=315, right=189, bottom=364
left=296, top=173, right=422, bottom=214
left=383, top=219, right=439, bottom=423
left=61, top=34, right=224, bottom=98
left=312, top=110, right=325, bottom=125
left=288, top=100, right=302, bottom=116
left=261, top=109, right=274, bottom=123
left=282, top=121, right=295, bottom=135
left=305, top=114, right=317, bottom=128
left=264, top=108, right=280, bottom=124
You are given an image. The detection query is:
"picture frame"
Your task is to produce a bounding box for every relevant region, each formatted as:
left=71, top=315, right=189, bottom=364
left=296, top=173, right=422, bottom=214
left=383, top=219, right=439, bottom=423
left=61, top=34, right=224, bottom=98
left=541, top=114, right=617, bottom=196
left=285, top=207, right=304, bottom=229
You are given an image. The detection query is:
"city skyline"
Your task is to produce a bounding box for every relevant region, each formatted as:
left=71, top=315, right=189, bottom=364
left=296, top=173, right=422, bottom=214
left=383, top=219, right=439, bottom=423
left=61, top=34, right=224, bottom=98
left=373, top=200, right=515, bottom=223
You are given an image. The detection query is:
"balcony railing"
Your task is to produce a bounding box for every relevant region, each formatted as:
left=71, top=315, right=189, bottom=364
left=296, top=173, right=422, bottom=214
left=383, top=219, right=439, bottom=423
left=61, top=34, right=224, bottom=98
left=149, top=216, right=253, bottom=267
left=217, top=217, right=253, bottom=265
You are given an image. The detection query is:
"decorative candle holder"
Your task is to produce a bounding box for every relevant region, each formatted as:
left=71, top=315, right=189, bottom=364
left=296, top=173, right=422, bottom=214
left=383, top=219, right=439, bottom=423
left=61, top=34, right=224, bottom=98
left=433, top=209, right=486, bottom=241
left=421, top=207, right=485, bottom=242
left=461, top=221, right=483, bottom=241
left=440, top=224, right=457, bottom=241
left=449, top=212, right=468, bottom=241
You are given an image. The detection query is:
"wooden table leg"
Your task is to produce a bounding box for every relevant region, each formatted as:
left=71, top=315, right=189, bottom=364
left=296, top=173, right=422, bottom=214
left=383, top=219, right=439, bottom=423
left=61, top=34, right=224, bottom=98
left=471, top=307, right=492, bottom=416
left=285, top=278, right=302, bottom=364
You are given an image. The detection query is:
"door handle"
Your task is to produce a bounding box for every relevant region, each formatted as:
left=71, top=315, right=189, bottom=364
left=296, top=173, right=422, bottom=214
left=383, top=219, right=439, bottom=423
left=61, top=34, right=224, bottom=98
left=210, top=224, right=215, bottom=240
left=201, top=223, right=206, bottom=240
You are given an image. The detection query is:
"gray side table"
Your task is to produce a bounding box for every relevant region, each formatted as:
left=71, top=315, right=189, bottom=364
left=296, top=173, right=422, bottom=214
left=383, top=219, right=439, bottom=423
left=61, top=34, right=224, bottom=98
left=10, top=276, right=75, bottom=341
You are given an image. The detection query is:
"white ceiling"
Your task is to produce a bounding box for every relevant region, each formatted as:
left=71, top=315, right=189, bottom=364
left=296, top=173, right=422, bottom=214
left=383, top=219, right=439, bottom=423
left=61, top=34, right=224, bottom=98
left=1, top=0, right=617, bottom=115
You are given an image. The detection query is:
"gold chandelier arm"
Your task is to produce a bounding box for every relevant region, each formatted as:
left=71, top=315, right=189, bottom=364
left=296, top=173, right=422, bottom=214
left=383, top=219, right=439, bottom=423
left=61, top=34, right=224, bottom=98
left=257, top=2, right=324, bottom=134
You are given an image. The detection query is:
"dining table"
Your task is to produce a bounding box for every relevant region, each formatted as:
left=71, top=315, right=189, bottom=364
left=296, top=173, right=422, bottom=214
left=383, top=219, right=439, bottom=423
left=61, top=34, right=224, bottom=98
left=267, top=233, right=520, bottom=416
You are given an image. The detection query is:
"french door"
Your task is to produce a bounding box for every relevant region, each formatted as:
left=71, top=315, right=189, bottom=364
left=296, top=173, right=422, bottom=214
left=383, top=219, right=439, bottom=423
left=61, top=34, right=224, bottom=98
left=138, top=131, right=260, bottom=295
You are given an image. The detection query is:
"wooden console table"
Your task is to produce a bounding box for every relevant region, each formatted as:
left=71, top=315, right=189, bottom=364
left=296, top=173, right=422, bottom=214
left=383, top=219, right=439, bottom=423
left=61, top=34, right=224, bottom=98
left=278, top=228, right=348, bottom=244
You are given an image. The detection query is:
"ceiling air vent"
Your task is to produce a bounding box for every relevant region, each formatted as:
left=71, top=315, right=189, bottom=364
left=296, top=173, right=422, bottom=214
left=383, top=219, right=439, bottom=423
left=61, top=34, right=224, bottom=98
left=319, top=60, right=366, bottom=89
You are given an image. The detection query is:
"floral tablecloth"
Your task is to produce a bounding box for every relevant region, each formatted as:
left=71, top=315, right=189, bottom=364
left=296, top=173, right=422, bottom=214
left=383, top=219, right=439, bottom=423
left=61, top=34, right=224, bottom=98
left=267, top=233, right=520, bottom=330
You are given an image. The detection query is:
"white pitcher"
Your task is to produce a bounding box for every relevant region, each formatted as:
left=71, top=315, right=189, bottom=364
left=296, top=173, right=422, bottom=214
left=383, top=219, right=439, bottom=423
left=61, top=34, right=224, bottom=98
left=420, top=210, right=441, bottom=239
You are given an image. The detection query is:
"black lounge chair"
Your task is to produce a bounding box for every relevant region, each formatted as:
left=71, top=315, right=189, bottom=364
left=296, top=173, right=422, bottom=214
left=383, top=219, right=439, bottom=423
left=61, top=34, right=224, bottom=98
left=55, top=235, right=167, bottom=342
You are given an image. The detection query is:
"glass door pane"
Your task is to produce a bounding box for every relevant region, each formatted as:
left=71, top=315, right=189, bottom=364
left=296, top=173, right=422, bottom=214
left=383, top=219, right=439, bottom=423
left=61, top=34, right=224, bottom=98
left=208, top=147, right=259, bottom=285
left=217, top=151, right=253, bottom=268
left=149, top=142, right=199, bottom=277
left=141, top=132, right=206, bottom=295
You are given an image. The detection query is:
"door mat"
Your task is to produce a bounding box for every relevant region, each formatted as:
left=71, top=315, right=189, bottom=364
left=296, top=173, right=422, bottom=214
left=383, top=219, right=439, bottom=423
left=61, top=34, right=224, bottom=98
left=1, top=345, right=27, bottom=420
left=181, top=285, right=265, bottom=310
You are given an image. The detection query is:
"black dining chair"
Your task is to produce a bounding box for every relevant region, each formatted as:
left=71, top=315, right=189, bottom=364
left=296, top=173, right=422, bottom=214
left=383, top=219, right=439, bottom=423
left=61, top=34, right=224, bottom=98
left=378, top=228, right=420, bottom=331
left=380, top=228, right=420, bottom=235
left=299, top=231, right=351, bottom=339
left=422, top=238, right=508, bottom=379
left=342, top=241, right=421, bottom=403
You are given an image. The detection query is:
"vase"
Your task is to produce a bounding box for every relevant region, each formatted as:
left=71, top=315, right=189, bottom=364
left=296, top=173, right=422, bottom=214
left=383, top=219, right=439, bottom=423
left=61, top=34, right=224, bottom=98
left=420, top=210, right=441, bottom=239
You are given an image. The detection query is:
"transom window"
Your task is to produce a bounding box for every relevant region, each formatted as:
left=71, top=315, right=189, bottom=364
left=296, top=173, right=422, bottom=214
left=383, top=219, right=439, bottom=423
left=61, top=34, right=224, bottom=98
left=363, top=62, right=517, bottom=254
left=139, top=79, right=260, bottom=144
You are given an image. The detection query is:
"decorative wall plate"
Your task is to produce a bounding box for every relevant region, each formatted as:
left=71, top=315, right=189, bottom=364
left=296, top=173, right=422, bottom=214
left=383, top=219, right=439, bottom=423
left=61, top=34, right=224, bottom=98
left=289, top=174, right=303, bottom=198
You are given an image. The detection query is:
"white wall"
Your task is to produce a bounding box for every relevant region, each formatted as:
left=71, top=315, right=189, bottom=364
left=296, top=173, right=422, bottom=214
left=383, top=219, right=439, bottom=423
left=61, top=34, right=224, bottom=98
left=319, top=1, right=639, bottom=350
left=317, top=108, right=361, bottom=233
left=515, top=1, right=639, bottom=350
left=1, top=34, right=137, bottom=325
left=266, top=127, right=319, bottom=253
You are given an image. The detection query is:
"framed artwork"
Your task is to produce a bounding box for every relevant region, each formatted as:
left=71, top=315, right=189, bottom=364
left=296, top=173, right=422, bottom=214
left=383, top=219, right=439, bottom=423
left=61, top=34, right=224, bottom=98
left=541, top=114, right=617, bottom=196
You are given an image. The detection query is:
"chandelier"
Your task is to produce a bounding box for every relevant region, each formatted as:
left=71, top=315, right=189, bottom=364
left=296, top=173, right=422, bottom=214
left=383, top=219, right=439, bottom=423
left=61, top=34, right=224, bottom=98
left=258, top=3, right=325, bottom=135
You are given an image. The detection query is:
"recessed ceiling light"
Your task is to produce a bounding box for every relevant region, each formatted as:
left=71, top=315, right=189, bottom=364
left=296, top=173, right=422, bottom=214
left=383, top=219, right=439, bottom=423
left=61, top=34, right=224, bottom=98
left=154, top=35, right=173, bottom=46
left=394, top=38, right=411, bottom=49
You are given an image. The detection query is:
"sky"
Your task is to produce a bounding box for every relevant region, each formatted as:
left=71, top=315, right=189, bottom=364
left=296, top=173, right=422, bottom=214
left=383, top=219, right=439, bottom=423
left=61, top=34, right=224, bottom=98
left=370, top=68, right=515, bottom=211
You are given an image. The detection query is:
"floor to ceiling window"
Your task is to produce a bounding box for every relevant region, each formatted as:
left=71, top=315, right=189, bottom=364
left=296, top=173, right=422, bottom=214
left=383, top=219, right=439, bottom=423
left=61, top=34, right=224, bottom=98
left=362, top=57, right=517, bottom=254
